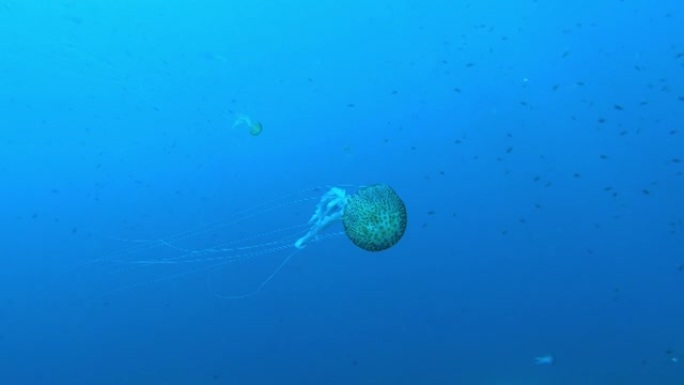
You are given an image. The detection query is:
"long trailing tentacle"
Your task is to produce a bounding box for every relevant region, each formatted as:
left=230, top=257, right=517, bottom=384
left=206, top=248, right=300, bottom=299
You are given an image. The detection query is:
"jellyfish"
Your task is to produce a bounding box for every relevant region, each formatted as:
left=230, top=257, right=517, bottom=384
left=74, top=184, right=407, bottom=299
left=294, top=184, right=408, bottom=252
left=534, top=355, right=555, bottom=365
left=232, top=114, right=263, bottom=136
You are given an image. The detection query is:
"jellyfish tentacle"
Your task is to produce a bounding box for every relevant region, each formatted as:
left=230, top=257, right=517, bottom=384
left=65, top=184, right=406, bottom=301
left=207, top=248, right=299, bottom=299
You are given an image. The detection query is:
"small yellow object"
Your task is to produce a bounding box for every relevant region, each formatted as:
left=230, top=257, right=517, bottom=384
left=233, top=114, right=263, bottom=136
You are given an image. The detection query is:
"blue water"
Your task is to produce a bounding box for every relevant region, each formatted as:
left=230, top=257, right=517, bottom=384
left=1, top=0, right=683, bottom=384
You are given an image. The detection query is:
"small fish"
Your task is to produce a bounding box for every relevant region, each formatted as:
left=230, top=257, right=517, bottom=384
left=535, top=355, right=555, bottom=365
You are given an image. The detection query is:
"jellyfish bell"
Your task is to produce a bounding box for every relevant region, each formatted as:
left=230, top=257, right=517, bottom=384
left=343, top=184, right=408, bottom=252
left=248, top=121, right=263, bottom=136
left=74, top=184, right=407, bottom=299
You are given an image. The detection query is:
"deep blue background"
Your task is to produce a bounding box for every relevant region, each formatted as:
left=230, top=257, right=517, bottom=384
left=1, top=0, right=683, bottom=384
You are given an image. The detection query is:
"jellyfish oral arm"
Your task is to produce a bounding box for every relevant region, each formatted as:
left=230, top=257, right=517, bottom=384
left=294, top=187, right=348, bottom=249
left=232, top=114, right=252, bottom=129
left=293, top=212, right=341, bottom=249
